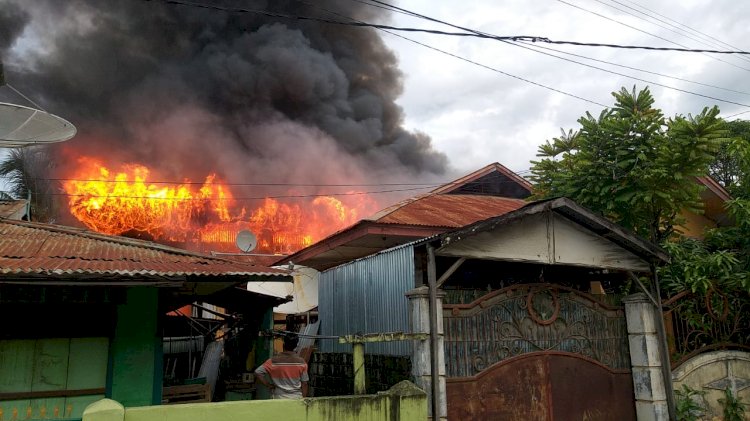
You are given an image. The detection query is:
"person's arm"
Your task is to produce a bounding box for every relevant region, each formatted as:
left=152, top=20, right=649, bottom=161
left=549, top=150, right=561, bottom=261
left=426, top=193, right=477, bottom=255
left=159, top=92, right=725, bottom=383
left=254, top=362, right=275, bottom=391
left=301, top=364, right=310, bottom=397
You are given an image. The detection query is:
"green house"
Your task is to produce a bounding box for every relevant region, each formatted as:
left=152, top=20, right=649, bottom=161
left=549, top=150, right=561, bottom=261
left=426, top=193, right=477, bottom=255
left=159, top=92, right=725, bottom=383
left=0, top=218, right=291, bottom=420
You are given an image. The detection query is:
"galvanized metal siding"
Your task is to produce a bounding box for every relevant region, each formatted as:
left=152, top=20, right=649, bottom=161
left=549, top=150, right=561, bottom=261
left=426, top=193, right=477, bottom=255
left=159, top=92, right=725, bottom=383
left=318, top=246, right=414, bottom=356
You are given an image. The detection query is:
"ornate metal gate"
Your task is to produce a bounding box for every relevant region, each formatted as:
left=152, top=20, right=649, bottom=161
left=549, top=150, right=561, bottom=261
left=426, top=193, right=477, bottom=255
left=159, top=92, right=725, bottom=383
left=443, top=283, right=635, bottom=420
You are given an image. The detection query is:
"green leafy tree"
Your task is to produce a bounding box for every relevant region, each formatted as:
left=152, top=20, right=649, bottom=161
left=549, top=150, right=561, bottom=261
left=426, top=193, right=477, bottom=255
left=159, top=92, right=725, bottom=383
left=530, top=86, right=727, bottom=244
left=709, top=119, right=750, bottom=197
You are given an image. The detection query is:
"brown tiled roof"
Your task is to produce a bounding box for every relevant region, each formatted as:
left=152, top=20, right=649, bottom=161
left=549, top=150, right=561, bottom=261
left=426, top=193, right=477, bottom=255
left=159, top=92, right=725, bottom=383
left=367, top=194, right=527, bottom=227
left=0, top=218, right=289, bottom=279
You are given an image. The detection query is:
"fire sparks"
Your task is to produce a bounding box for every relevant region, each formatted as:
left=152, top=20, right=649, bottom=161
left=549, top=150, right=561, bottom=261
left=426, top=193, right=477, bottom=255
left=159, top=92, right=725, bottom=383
left=63, top=157, right=373, bottom=253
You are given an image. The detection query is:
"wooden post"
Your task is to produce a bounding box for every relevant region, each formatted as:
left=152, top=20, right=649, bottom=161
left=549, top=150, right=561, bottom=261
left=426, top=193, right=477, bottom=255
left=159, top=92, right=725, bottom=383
left=339, top=332, right=429, bottom=395
left=353, top=343, right=365, bottom=395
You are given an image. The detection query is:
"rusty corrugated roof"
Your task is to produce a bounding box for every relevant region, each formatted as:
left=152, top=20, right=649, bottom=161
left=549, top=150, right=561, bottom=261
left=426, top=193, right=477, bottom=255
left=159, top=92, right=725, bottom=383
left=0, top=218, right=289, bottom=279
left=369, top=194, right=527, bottom=227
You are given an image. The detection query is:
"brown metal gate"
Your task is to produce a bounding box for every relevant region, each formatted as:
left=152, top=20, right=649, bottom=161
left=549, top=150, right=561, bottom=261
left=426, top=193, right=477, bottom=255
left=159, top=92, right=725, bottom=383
left=443, top=283, right=635, bottom=420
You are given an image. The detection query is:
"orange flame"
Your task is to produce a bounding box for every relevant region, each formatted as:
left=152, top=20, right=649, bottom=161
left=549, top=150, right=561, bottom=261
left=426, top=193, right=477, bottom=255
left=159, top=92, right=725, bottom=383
left=63, top=157, right=373, bottom=253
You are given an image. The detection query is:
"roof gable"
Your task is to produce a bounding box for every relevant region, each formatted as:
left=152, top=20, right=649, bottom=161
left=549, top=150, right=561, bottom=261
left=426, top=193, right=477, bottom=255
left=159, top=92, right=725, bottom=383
left=438, top=197, right=669, bottom=269
left=430, top=162, right=532, bottom=198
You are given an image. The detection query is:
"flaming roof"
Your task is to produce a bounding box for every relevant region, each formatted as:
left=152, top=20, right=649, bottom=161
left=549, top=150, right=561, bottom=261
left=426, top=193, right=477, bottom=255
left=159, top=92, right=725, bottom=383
left=275, top=163, right=532, bottom=270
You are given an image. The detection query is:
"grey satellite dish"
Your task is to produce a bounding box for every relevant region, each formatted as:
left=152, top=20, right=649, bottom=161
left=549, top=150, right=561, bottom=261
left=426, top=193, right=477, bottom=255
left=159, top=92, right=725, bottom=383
left=0, top=62, right=76, bottom=148
left=0, top=102, right=77, bottom=148
left=236, top=230, right=258, bottom=253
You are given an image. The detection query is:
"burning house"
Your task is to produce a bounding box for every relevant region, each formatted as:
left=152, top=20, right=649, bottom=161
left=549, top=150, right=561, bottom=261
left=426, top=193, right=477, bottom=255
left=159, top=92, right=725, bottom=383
left=1, top=0, right=449, bottom=254
left=0, top=2, right=454, bottom=414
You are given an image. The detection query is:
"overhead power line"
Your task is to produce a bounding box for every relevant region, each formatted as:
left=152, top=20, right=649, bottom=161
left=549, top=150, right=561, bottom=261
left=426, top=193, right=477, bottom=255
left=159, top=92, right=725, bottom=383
left=298, top=0, right=605, bottom=107
left=353, top=0, right=750, bottom=109
left=723, top=110, right=750, bottom=120
left=508, top=41, right=750, bottom=108
left=618, top=0, right=750, bottom=56
left=156, top=0, right=750, bottom=55
left=30, top=177, right=529, bottom=187
left=40, top=186, right=437, bottom=201
left=515, top=40, right=750, bottom=97
left=597, top=0, right=750, bottom=66
left=554, top=0, right=750, bottom=72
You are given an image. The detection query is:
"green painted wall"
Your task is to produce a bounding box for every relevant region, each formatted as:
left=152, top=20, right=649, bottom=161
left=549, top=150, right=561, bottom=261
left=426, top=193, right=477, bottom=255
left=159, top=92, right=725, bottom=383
left=0, top=337, right=108, bottom=420
left=109, top=288, right=161, bottom=407
left=83, top=381, right=426, bottom=421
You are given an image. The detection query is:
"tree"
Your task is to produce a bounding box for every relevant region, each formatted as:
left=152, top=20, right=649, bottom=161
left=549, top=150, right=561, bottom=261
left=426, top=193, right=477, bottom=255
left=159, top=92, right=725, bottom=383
left=709, top=119, right=750, bottom=198
left=0, top=147, right=56, bottom=221
left=529, top=86, right=727, bottom=244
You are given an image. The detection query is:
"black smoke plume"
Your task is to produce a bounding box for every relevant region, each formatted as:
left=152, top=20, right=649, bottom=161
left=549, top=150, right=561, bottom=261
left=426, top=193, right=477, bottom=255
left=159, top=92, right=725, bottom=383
left=1, top=0, right=447, bottom=201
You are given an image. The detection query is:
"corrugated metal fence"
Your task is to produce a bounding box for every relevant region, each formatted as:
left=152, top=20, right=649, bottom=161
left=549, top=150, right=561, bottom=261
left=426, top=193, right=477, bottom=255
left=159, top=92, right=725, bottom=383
left=318, top=245, right=414, bottom=356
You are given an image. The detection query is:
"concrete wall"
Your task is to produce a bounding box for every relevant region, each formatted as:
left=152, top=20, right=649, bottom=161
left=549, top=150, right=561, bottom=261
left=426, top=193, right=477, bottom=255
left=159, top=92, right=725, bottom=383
left=672, top=350, right=750, bottom=419
left=309, top=352, right=412, bottom=397
left=83, top=381, right=426, bottom=421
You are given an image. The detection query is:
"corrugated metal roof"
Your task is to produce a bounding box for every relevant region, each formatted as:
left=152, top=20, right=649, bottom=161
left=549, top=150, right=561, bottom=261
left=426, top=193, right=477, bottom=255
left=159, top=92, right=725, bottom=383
left=0, top=218, right=290, bottom=279
left=371, top=194, right=527, bottom=227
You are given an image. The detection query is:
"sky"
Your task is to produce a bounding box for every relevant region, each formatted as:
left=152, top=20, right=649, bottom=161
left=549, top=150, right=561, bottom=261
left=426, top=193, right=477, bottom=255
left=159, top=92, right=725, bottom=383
left=382, top=0, right=750, bottom=175
left=1, top=0, right=750, bottom=192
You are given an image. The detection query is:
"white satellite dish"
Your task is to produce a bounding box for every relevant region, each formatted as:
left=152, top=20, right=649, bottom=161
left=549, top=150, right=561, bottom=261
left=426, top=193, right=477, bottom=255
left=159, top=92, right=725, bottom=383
left=0, top=102, right=77, bottom=148
left=235, top=230, right=257, bottom=253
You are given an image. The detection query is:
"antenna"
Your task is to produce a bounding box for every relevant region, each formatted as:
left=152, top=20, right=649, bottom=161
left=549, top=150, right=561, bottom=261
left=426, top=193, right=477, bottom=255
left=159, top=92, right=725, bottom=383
left=235, top=230, right=257, bottom=253
left=0, top=59, right=77, bottom=148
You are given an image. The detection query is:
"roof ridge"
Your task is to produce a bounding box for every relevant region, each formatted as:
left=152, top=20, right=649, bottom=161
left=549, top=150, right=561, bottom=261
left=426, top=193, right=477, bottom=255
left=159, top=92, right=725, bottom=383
left=364, top=192, right=435, bottom=221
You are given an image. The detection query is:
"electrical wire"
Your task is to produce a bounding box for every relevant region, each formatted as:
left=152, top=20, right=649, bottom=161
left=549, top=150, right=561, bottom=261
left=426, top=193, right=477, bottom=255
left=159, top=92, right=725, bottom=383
left=154, top=0, right=750, bottom=55
left=153, top=0, right=750, bottom=108
left=42, top=185, right=437, bottom=201
left=515, top=40, right=750, bottom=97
left=553, top=0, right=750, bottom=72
left=30, top=178, right=527, bottom=187
left=594, top=0, right=750, bottom=66
left=505, top=40, right=750, bottom=108
left=724, top=110, right=750, bottom=120
left=295, top=0, right=606, bottom=107
left=618, top=0, right=750, bottom=57
left=352, top=0, right=750, bottom=108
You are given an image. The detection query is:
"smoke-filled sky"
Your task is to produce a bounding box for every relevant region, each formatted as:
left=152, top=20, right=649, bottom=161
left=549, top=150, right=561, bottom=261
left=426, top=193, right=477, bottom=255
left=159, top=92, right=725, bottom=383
left=2, top=0, right=750, bottom=193
left=0, top=0, right=450, bottom=212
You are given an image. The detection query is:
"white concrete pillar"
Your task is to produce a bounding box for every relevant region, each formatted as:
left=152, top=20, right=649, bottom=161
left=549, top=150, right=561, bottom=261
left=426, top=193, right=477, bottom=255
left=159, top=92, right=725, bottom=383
left=405, top=286, right=447, bottom=421
left=623, top=293, right=670, bottom=421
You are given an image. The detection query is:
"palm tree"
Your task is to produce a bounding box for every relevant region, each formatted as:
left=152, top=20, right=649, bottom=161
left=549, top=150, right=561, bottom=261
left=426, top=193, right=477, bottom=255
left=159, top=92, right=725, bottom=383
left=0, top=147, right=56, bottom=221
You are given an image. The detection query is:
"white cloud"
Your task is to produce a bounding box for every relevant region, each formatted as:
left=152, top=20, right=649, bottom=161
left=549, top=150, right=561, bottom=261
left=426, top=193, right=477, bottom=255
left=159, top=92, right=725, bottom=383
left=384, top=0, right=750, bottom=175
